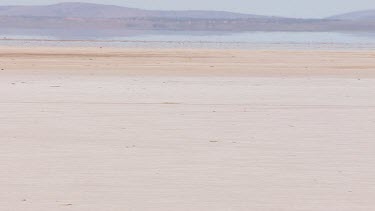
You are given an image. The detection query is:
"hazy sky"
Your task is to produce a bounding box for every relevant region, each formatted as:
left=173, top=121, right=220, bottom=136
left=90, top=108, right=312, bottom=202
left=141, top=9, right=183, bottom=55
left=0, top=0, right=374, bottom=18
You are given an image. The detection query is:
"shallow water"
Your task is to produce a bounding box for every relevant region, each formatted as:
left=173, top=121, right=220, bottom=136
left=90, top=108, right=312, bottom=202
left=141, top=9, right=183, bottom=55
left=1, top=31, right=375, bottom=50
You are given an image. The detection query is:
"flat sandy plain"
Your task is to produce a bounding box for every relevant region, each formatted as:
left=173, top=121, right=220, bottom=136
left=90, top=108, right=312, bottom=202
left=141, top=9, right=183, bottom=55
left=1, top=47, right=375, bottom=210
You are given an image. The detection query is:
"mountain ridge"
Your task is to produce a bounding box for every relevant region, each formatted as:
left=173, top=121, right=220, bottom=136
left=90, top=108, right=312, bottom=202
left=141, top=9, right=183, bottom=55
left=0, top=2, right=273, bottom=19
left=0, top=2, right=375, bottom=35
left=328, top=9, right=375, bottom=21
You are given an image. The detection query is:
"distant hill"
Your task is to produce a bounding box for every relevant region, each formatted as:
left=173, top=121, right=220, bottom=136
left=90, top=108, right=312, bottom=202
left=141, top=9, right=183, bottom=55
left=1, top=2, right=375, bottom=36
left=0, top=2, right=271, bottom=19
left=329, top=10, right=375, bottom=21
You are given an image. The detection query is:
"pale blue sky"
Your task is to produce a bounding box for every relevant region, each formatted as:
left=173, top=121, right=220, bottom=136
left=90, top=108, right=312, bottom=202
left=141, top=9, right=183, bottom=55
left=0, top=0, right=374, bottom=18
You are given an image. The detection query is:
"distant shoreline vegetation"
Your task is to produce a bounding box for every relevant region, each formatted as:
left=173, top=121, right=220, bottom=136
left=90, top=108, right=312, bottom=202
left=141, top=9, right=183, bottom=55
left=1, top=16, right=375, bottom=32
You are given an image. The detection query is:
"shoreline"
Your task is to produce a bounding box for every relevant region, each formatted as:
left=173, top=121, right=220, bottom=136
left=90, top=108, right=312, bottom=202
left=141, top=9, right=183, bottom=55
left=0, top=46, right=374, bottom=78
left=1, top=37, right=375, bottom=51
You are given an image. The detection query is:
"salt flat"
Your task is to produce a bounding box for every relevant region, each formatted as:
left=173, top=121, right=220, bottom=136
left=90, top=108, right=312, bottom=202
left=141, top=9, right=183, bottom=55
left=0, top=47, right=375, bottom=210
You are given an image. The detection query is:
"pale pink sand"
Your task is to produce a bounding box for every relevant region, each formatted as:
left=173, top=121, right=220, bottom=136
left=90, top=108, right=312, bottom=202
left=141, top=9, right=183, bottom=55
left=0, top=47, right=375, bottom=210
